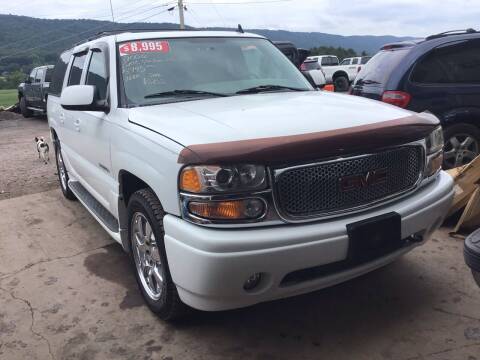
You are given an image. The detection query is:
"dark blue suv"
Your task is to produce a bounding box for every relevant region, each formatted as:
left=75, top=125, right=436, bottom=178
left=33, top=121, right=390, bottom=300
left=351, top=29, right=480, bottom=169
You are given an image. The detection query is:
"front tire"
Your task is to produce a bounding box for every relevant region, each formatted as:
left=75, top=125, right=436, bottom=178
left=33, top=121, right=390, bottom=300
left=473, top=271, right=480, bottom=287
left=20, top=96, right=33, bottom=118
left=128, top=189, right=186, bottom=320
left=54, top=142, right=76, bottom=200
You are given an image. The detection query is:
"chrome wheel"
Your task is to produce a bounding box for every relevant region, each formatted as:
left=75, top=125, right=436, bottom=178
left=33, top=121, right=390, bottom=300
left=57, top=150, right=67, bottom=190
left=131, top=212, right=164, bottom=300
left=443, top=134, right=479, bottom=168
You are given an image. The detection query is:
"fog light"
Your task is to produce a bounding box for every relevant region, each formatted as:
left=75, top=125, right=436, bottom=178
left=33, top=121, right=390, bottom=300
left=243, top=273, right=262, bottom=291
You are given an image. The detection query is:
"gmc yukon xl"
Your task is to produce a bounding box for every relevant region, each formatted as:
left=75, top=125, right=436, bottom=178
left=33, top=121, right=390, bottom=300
left=47, top=30, right=454, bottom=320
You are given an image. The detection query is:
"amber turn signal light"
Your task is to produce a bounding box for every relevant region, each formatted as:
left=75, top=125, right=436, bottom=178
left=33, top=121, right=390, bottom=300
left=180, top=167, right=202, bottom=193
left=188, top=199, right=265, bottom=220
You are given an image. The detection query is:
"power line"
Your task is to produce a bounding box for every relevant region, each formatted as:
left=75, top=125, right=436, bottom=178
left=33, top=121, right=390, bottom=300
left=187, top=0, right=291, bottom=4
left=0, top=2, right=176, bottom=61
left=0, top=0, right=159, bottom=51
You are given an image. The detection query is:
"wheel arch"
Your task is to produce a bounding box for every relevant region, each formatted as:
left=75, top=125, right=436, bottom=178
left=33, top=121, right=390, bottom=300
left=332, top=70, right=349, bottom=80
left=118, top=170, right=157, bottom=252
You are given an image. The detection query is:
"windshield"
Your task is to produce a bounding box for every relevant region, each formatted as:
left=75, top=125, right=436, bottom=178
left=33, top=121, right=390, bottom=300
left=355, top=49, right=409, bottom=85
left=118, top=37, right=312, bottom=106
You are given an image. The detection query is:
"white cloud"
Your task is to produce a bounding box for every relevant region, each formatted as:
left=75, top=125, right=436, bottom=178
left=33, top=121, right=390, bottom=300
left=0, top=0, right=479, bottom=36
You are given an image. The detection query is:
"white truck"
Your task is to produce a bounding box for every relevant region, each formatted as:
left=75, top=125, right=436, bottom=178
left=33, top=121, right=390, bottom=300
left=306, top=55, right=371, bottom=91
left=47, top=30, right=453, bottom=320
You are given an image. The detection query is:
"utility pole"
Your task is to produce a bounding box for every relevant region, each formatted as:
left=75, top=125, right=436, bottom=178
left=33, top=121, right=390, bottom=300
left=178, top=0, right=185, bottom=29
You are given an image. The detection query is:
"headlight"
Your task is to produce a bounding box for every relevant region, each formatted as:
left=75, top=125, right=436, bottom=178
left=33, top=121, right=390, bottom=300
left=425, top=126, right=444, bottom=177
left=179, top=164, right=267, bottom=194
left=426, top=126, right=444, bottom=154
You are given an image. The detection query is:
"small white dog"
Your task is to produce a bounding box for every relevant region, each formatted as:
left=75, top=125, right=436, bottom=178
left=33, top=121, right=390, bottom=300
left=35, top=136, right=50, bottom=164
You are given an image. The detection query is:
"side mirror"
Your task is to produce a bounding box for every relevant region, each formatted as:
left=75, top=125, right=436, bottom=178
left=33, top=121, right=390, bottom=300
left=60, top=85, right=109, bottom=112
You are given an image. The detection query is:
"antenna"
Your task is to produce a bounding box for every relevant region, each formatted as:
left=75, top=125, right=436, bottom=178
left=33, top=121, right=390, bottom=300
left=108, top=0, right=115, bottom=22
left=237, top=24, right=244, bottom=33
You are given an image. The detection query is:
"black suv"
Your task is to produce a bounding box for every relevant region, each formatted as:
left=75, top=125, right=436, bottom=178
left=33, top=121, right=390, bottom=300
left=351, top=29, right=480, bottom=169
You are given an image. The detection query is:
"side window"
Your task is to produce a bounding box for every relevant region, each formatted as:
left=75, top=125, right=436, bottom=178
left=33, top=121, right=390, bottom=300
left=352, top=58, right=359, bottom=65
left=50, top=50, right=73, bottom=96
left=340, top=59, right=351, bottom=65
left=45, top=68, right=53, bottom=82
left=68, top=52, right=87, bottom=86
left=86, top=50, right=108, bottom=101
left=321, top=57, right=329, bottom=66
left=411, top=39, right=480, bottom=84
left=331, top=57, right=339, bottom=65
left=35, top=68, right=45, bottom=83
left=28, top=69, right=36, bottom=83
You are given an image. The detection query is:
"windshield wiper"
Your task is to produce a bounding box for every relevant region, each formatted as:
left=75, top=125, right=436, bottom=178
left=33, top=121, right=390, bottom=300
left=235, top=84, right=308, bottom=94
left=144, top=89, right=229, bottom=99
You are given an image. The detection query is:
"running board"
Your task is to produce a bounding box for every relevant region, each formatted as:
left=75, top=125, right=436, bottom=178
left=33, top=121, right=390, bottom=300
left=69, top=181, right=119, bottom=233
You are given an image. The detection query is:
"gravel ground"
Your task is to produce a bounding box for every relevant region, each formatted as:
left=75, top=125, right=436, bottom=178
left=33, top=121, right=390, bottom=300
left=0, top=112, right=58, bottom=200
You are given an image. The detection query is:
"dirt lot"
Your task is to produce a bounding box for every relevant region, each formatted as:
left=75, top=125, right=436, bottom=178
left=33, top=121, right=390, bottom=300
left=1, top=112, right=480, bottom=360
left=0, top=113, right=57, bottom=200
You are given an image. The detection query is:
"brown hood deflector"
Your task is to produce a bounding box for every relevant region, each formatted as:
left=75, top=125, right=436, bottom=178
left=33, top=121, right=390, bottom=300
left=178, top=115, right=439, bottom=166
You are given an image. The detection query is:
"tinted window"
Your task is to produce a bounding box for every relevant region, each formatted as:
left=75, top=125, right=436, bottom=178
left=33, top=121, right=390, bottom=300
left=352, top=58, right=359, bottom=65
left=330, top=57, right=339, bottom=65
left=68, top=53, right=87, bottom=86
left=50, top=50, right=72, bottom=96
left=28, top=69, right=36, bottom=82
left=361, top=57, right=371, bottom=64
left=411, top=39, right=480, bottom=84
left=303, top=61, right=320, bottom=70
left=340, top=59, right=351, bottom=65
left=355, top=49, right=409, bottom=85
left=45, top=68, right=53, bottom=82
left=35, top=68, right=45, bottom=82
left=86, top=50, right=108, bottom=100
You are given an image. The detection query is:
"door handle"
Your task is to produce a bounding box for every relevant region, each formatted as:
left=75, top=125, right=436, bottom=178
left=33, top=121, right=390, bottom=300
left=74, top=119, right=81, bottom=132
left=59, top=112, right=65, bottom=124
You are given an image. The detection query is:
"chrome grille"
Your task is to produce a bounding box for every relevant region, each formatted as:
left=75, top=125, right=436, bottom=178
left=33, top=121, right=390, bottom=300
left=274, top=146, right=424, bottom=219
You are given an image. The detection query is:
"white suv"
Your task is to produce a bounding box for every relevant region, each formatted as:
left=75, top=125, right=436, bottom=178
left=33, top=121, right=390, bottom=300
left=47, top=30, right=453, bottom=320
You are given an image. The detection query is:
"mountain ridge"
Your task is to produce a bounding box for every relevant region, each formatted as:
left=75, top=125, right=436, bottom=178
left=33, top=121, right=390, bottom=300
left=0, top=14, right=415, bottom=73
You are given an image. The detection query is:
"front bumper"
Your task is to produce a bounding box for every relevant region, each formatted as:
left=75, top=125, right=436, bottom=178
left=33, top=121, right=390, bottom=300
left=164, top=171, right=454, bottom=311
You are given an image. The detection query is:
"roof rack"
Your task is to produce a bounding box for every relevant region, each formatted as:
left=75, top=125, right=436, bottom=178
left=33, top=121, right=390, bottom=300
left=426, top=28, right=477, bottom=40
left=85, top=27, right=195, bottom=42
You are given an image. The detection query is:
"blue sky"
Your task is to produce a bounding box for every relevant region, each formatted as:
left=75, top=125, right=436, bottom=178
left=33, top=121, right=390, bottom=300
left=0, top=0, right=479, bottom=37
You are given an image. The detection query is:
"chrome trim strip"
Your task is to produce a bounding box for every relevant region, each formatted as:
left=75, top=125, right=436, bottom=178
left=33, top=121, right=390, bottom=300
left=271, top=140, right=427, bottom=223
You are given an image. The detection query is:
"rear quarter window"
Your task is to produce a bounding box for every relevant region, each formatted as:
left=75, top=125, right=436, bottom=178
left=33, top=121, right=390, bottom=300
left=411, top=39, right=480, bottom=84
left=355, top=49, right=409, bottom=85
left=49, top=50, right=72, bottom=96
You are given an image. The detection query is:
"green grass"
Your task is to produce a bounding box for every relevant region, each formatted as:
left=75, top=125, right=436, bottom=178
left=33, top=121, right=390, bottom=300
left=0, top=89, right=17, bottom=107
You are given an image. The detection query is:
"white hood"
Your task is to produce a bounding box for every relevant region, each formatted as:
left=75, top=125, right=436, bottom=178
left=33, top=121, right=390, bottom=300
left=128, top=91, right=413, bottom=147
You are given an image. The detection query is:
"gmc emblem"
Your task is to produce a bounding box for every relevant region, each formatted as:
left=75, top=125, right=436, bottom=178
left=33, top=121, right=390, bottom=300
left=339, top=168, right=388, bottom=192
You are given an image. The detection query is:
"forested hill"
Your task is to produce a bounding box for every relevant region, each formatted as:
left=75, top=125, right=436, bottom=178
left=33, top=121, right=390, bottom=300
left=0, top=14, right=414, bottom=74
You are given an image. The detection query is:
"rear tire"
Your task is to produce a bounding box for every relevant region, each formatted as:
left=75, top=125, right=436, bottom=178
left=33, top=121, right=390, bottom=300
left=443, top=123, right=480, bottom=169
left=54, top=141, right=76, bottom=200
left=334, top=76, right=349, bottom=92
left=19, top=96, right=33, bottom=118
left=128, top=188, right=187, bottom=320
